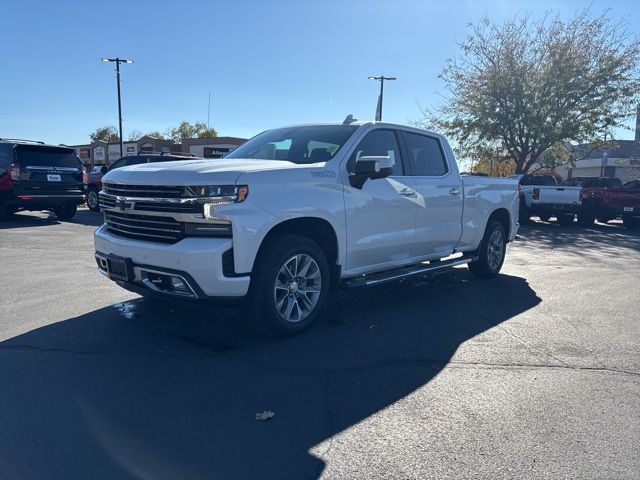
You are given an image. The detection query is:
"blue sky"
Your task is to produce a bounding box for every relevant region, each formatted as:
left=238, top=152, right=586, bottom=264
left=1, top=0, right=637, bottom=145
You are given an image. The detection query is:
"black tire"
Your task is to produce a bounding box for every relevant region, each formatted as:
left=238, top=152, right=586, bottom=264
left=468, top=219, right=507, bottom=279
left=518, top=203, right=532, bottom=225
left=537, top=213, right=551, bottom=222
left=86, top=187, right=100, bottom=211
left=53, top=203, right=77, bottom=221
left=0, top=204, right=11, bottom=221
left=577, top=210, right=595, bottom=227
left=557, top=214, right=575, bottom=226
left=623, top=217, right=640, bottom=229
left=247, top=234, right=330, bottom=336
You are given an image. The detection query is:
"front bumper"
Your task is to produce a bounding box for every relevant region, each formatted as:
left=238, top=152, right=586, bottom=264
left=594, top=205, right=640, bottom=219
left=94, top=224, right=250, bottom=298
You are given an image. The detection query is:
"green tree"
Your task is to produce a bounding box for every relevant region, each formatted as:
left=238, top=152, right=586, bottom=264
left=90, top=126, right=119, bottom=143
left=126, top=130, right=143, bottom=141
left=144, top=131, right=165, bottom=139
left=166, top=121, right=218, bottom=142
left=422, top=10, right=640, bottom=174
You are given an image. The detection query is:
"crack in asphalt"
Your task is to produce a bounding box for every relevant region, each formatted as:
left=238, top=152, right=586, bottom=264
left=1, top=343, right=638, bottom=379
left=451, top=289, right=570, bottom=368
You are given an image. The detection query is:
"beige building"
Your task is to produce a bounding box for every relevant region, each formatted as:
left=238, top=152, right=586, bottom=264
left=73, top=136, right=246, bottom=168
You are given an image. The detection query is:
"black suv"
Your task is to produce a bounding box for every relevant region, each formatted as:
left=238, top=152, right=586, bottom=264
left=0, top=139, right=86, bottom=221
left=85, top=152, right=199, bottom=211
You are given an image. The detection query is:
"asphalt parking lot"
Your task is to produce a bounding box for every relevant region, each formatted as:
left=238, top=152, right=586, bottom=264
left=1, top=209, right=639, bottom=480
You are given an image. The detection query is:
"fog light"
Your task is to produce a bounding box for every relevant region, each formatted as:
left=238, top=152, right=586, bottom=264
left=170, top=276, right=188, bottom=292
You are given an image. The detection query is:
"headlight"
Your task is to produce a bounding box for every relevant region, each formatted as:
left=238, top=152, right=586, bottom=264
left=183, top=185, right=249, bottom=203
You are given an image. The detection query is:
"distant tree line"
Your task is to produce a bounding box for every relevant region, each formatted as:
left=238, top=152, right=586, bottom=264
left=89, top=121, right=218, bottom=144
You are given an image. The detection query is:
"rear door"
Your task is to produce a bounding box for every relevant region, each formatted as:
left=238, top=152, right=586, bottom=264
left=401, top=131, right=463, bottom=258
left=13, top=145, right=83, bottom=196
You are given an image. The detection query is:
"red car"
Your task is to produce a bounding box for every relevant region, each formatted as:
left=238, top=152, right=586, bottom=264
left=562, top=177, right=640, bottom=228
left=85, top=152, right=198, bottom=211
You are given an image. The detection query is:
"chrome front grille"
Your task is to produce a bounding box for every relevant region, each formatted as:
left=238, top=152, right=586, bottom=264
left=104, top=211, right=183, bottom=243
left=103, top=183, right=184, bottom=198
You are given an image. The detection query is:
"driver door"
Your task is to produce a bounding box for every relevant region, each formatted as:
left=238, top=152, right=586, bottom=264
left=343, top=128, right=417, bottom=274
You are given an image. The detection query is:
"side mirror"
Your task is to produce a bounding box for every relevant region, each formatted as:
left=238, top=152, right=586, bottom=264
left=100, top=166, right=108, bottom=174
left=350, top=156, right=394, bottom=188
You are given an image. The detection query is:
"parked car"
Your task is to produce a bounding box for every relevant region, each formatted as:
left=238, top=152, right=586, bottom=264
left=85, top=152, right=199, bottom=211
left=561, top=177, right=640, bottom=228
left=94, top=121, right=519, bottom=336
left=514, top=174, right=581, bottom=225
left=0, top=138, right=86, bottom=221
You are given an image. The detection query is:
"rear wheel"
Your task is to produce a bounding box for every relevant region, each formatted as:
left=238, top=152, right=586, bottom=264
left=537, top=213, right=551, bottom=222
left=519, top=203, right=532, bottom=224
left=557, top=214, right=575, bottom=226
left=86, top=187, right=100, bottom=211
left=468, top=219, right=507, bottom=279
left=247, top=234, right=330, bottom=336
left=53, top=203, right=77, bottom=221
left=577, top=209, right=595, bottom=227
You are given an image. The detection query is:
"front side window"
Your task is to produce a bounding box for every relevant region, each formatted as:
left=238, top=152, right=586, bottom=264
left=348, top=129, right=403, bottom=176
left=225, top=125, right=357, bottom=164
left=404, top=133, right=448, bottom=177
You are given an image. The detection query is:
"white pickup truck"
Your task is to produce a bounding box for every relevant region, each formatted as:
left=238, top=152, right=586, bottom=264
left=515, top=174, right=582, bottom=225
left=94, top=121, right=519, bottom=335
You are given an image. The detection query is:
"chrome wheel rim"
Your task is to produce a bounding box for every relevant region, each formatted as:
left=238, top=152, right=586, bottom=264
left=273, top=254, right=322, bottom=323
left=87, top=191, right=98, bottom=209
left=487, top=230, right=504, bottom=271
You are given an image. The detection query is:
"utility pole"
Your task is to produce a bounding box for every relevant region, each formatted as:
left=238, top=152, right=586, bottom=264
left=368, top=75, right=396, bottom=121
left=101, top=57, right=133, bottom=158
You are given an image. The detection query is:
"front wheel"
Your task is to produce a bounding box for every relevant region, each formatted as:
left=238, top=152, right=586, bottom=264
left=53, top=203, right=77, bottom=221
left=86, top=187, right=100, bottom=211
left=247, top=234, right=330, bottom=336
left=557, top=214, right=575, bottom=226
left=468, top=220, right=507, bottom=279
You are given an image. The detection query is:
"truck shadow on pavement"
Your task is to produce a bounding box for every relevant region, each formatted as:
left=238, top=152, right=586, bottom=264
left=0, top=209, right=104, bottom=229
left=0, top=270, right=540, bottom=479
left=518, top=221, right=640, bottom=259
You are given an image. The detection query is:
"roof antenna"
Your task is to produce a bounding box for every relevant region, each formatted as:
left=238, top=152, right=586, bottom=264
left=343, top=114, right=358, bottom=125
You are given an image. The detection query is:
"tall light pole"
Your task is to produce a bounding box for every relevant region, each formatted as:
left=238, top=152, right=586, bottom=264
left=368, top=75, right=396, bottom=121
left=101, top=57, right=133, bottom=158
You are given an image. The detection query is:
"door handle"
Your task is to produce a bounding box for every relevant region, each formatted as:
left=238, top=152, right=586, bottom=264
left=449, top=188, right=461, bottom=195
left=398, top=188, right=416, bottom=196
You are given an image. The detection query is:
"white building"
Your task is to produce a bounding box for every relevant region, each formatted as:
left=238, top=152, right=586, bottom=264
left=555, top=109, right=640, bottom=182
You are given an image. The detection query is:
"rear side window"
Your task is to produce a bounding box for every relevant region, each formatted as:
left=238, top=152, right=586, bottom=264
left=404, top=133, right=448, bottom=176
left=14, top=145, right=81, bottom=168
left=0, top=144, right=12, bottom=168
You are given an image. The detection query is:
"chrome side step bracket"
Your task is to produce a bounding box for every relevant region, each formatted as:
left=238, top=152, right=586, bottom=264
left=342, top=255, right=478, bottom=289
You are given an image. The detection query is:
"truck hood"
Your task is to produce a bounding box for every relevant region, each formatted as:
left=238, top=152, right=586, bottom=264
left=102, top=158, right=304, bottom=185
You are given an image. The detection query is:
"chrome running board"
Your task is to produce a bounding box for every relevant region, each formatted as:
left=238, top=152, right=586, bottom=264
left=343, top=255, right=478, bottom=288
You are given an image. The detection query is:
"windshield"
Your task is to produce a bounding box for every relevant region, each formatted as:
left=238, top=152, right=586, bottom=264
left=225, top=125, right=358, bottom=164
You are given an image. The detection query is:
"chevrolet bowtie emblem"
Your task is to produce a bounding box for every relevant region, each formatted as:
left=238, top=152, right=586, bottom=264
left=116, top=197, right=127, bottom=211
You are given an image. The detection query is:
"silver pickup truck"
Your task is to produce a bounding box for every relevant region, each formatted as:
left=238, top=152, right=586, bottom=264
left=514, top=174, right=582, bottom=225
